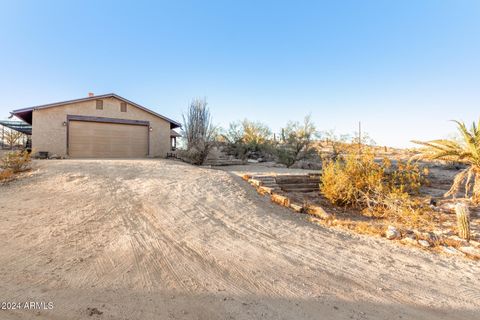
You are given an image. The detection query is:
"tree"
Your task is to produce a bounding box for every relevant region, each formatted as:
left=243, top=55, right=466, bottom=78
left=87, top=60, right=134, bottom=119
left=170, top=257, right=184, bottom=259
left=222, top=121, right=247, bottom=158
left=242, top=120, right=272, bottom=150
left=280, top=115, right=317, bottom=162
left=182, top=98, right=216, bottom=165
left=4, top=129, right=23, bottom=149
left=221, top=119, right=272, bottom=159
left=319, top=130, right=351, bottom=160
left=412, top=119, right=480, bottom=204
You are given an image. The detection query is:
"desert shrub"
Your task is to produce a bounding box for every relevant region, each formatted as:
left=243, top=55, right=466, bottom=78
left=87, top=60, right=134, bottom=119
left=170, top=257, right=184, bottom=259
left=321, top=152, right=384, bottom=207
left=320, top=150, right=431, bottom=226
left=276, top=147, right=296, bottom=167
left=221, top=119, right=273, bottom=159
left=182, top=98, right=216, bottom=165
left=221, top=121, right=249, bottom=159
left=277, top=115, right=318, bottom=167
left=0, top=169, right=14, bottom=182
left=1, top=150, right=31, bottom=173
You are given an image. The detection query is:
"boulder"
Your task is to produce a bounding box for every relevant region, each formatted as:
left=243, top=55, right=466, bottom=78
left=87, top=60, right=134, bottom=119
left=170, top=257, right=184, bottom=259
left=305, top=205, right=332, bottom=220
left=385, top=226, right=400, bottom=240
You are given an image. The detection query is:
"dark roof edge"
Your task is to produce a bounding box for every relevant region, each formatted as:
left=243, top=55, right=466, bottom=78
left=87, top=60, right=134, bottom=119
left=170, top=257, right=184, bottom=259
left=11, top=93, right=181, bottom=128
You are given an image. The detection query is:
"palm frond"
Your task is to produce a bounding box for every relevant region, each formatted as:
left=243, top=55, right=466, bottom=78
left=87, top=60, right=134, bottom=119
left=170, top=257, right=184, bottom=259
left=414, top=118, right=480, bottom=202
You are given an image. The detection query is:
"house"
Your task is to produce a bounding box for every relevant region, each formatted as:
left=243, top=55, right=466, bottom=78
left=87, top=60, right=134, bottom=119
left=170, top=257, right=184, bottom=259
left=11, top=93, right=181, bottom=158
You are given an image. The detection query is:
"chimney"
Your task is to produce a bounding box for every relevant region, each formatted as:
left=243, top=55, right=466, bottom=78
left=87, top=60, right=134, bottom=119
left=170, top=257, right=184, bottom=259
left=88, top=92, right=94, bottom=97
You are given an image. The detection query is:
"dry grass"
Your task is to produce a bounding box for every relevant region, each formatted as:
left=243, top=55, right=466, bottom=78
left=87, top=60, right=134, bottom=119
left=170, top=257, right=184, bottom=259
left=320, top=149, right=432, bottom=229
left=308, top=216, right=386, bottom=237
left=0, top=169, right=14, bottom=182
left=1, top=150, right=31, bottom=173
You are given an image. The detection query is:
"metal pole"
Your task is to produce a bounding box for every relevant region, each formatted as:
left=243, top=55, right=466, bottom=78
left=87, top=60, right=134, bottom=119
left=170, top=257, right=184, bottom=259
left=358, top=121, right=362, bottom=155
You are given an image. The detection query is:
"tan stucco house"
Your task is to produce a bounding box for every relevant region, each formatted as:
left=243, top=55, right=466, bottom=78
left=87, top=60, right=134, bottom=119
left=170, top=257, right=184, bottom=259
left=11, top=93, right=181, bottom=158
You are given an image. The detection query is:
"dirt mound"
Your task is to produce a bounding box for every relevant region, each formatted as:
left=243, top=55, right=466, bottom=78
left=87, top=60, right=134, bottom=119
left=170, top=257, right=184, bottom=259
left=0, top=159, right=478, bottom=319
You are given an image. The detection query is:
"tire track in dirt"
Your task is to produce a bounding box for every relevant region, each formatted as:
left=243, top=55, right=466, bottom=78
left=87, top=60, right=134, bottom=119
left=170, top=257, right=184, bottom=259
left=167, top=173, right=387, bottom=297
left=1, top=159, right=479, bottom=320
left=163, top=169, right=480, bottom=307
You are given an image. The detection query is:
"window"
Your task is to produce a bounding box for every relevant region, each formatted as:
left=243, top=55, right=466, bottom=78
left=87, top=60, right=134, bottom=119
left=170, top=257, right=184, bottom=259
left=96, top=100, right=103, bottom=110
left=120, top=102, right=127, bottom=112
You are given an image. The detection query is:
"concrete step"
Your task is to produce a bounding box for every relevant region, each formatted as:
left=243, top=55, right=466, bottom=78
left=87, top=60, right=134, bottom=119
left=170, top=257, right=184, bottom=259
left=276, top=177, right=317, bottom=183
left=281, top=187, right=319, bottom=193
left=279, top=182, right=318, bottom=188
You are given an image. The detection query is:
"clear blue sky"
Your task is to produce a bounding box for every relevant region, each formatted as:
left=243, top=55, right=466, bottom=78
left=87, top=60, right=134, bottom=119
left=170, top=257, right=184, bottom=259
left=1, top=0, right=479, bottom=147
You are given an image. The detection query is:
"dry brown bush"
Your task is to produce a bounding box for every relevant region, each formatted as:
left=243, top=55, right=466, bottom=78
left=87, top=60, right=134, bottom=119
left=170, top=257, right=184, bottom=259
left=320, top=149, right=432, bottom=228
left=0, top=169, right=13, bottom=182
left=1, top=150, right=31, bottom=173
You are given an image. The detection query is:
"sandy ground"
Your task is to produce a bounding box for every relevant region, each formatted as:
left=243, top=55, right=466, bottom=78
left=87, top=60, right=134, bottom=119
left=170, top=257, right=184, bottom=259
left=0, top=159, right=479, bottom=320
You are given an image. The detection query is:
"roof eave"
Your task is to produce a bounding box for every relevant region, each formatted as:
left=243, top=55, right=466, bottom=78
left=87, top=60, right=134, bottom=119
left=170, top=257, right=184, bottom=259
left=11, top=93, right=182, bottom=128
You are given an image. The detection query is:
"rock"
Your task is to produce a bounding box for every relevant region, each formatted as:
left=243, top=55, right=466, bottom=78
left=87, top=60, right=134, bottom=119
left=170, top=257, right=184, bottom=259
left=247, top=159, right=259, bottom=163
left=271, top=194, right=290, bottom=207
left=385, top=226, right=400, bottom=240
left=418, top=240, right=431, bottom=248
left=48, top=154, right=61, bottom=160
left=305, top=205, right=332, bottom=220
left=458, top=246, right=480, bottom=257
left=86, top=307, right=103, bottom=316
left=248, top=179, right=262, bottom=187
left=442, top=246, right=463, bottom=255
left=440, top=202, right=456, bottom=212
left=258, top=186, right=274, bottom=195
left=290, top=160, right=322, bottom=170
left=401, top=237, right=418, bottom=246
left=289, top=203, right=304, bottom=213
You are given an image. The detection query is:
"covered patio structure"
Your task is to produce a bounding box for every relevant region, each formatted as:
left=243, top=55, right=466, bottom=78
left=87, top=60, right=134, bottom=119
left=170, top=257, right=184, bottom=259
left=0, top=120, right=32, bottom=150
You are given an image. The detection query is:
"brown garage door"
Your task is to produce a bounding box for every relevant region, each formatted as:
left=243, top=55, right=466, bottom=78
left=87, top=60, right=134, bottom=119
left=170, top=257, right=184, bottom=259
left=69, top=121, right=148, bottom=158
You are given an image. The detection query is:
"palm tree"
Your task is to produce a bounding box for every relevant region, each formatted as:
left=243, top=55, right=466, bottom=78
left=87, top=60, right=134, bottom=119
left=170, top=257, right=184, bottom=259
left=412, top=119, right=480, bottom=204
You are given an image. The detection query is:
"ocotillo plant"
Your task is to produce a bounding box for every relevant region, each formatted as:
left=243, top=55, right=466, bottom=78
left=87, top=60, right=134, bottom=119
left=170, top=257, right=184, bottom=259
left=455, top=203, right=471, bottom=241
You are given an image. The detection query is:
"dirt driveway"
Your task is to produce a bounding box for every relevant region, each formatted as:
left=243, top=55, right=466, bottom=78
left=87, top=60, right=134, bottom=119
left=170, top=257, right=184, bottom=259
left=0, top=160, right=479, bottom=319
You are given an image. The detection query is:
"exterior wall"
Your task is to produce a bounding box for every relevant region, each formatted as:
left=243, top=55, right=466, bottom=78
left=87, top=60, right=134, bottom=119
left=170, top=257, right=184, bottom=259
left=32, top=97, right=172, bottom=157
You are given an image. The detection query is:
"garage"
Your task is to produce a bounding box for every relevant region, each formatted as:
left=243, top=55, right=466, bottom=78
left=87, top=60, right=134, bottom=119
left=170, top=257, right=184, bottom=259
left=11, top=93, right=181, bottom=158
left=68, top=119, right=149, bottom=158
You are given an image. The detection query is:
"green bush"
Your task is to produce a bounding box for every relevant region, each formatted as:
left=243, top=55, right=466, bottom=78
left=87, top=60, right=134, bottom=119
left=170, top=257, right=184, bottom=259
left=276, top=147, right=296, bottom=167
left=222, top=120, right=273, bottom=159
left=274, top=115, right=318, bottom=167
